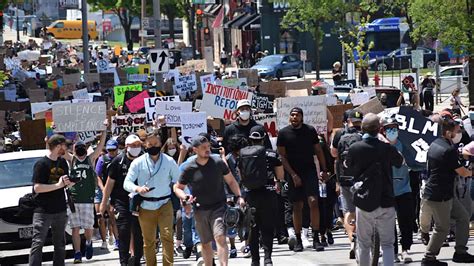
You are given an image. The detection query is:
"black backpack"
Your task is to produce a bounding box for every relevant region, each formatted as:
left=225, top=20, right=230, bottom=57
left=337, top=132, right=362, bottom=185
left=100, top=155, right=113, bottom=182
left=352, top=161, right=385, bottom=212
left=238, top=145, right=268, bottom=190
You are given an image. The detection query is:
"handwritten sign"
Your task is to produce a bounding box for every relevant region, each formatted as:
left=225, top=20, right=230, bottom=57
left=111, top=114, right=146, bottom=135
left=72, top=88, right=89, bottom=99
left=128, top=74, right=148, bottom=82
left=354, top=97, right=385, bottom=115
left=144, top=96, right=181, bottom=122
left=200, top=83, right=253, bottom=120
left=253, top=113, right=278, bottom=137
left=199, top=74, right=215, bottom=92
left=31, top=100, right=71, bottom=118
left=252, top=93, right=274, bottom=113
left=59, top=84, right=76, bottom=98
left=114, top=84, right=143, bottom=108
left=350, top=92, right=370, bottom=106
left=180, top=112, right=207, bottom=147
left=77, top=131, right=98, bottom=143
left=222, top=78, right=248, bottom=90
left=52, top=102, right=106, bottom=132
left=275, top=95, right=327, bottom=134
left=99, top=73, right=115, bottom=89
left=125, top=90, right=149, bottom=114
left=63, top=73, right=81, bottom=85
left=328, top=104, right=353, bottom=128
left=173, top=74, right=198, bottom=97
left=156, top=101, right=193, bottom=127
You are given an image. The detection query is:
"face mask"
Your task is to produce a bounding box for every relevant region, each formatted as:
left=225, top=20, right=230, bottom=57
left=167, top=148, right=177, bottom=157
left=75, top=147, right=87, bottom=157
left=239, top=111, right=250, bottom=121
left=146, top=146, right=161, bottom=156
left=127, top=147, right=142, bottom=157
left=385, top=129, right=398, bottom=142
left=452, top=132, right=462, bottom=144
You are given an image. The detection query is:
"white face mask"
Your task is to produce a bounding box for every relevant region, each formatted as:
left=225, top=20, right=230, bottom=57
left=452, top=132, right=462, bottom=144
left=127, top=147, right=142, bottom=157
left=167, top=148, right=177, bottom=157
left=239, top=110, right=251, bottom=121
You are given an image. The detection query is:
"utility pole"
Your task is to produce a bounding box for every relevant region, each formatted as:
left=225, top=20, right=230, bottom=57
left=16, top=2, right=19, bottom=42
left=141, top=0, right=146, bottom=46
left=153, top=0, right=161, bottom=48
left=81, top=0, right=90, bottom=78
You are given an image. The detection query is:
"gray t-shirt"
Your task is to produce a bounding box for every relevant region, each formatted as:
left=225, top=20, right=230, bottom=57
left=180, top=156, right=230, bottom=210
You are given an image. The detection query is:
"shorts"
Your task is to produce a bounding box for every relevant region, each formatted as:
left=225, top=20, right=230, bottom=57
left=194, top=205, right=226, bottom=244
left=287, top=169, right=319, bottom=203
left=68, top=203, right=95, bottom=229
left=94, top=188, right=103, bottom=204
left=227, top=226, right=238, bottom=238
left=220, top=58, right=228, bottom=65
left=340, top=186, right=355, bottom=214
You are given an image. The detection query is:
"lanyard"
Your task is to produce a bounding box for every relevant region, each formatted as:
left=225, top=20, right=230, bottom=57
left=144, top=154, right=163, bottom=186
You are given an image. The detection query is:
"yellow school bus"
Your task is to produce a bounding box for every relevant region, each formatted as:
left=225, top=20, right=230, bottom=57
left=46, top=20, right=98, bottom=40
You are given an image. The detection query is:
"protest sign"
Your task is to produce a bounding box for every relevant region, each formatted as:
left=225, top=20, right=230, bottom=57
left=258, top=81, right=286, bottom=98
left=47, top=79, right=64, bottom=89
left=23, top=78, right=40, bottom=92
left=253, top=113, right=278, bottom=137
left=19, top=119, right=46, bottom=150
left=99, top=72, right=116, bottom=89
left=124, top=66, right=139, bottom=75
left=194, top=99, right=202, bottom=110
left=53, top=102, right=106, bottom=132
left=3, top=88, right=16, bottom=102
left=328, top=104, right=353, bottom=128
left=77, top=131, right=98, bottom=143
left=286, top=80, right=312, bottom=96
left=173, top=74, right=198, bottom=96
left=11, top=111, right=26, bottom=122
left=156, top=101, right=193, bottom=127
left=138, top=64, right=151, bottom=75
left=363, top=87, right=377, bottom=99
left=222, top=78, right=248, bottom=90
left=350, top=92, right=370, bottom=106
left=29, top=89, right=46, bottom=103
left=111, top=114, right=146, bottom=135
left=275, top=95, right=327, bottom=134
left=394, top=106, right=439, bottom=169
left=251, top=93, right=274, bottom=113
left=125, top=90, right=149, bottom=114
left=63, top=73, right=81, bottom=85
left=113, top=84, right=143, bottom=108
left=180, top=112, right=207, bottom=147
left=238, top=69, right=258, bottom=87
left=354, top=97, right=385, bottom=115
left=116, top=68, right=128, bottom=84
left=72, top=88, right=89, bottom=99
left=401, top=73, right=417, bottom=93
left=199, top=74, right=215, bottom=92
left=200, top=83, right=254, bottom=120
left=31, top=100, right=71, bottom=117
left=128, top=74, right=148, bottom=82
left=144, top=96, right=180, bottom=122
left=286, top=89, right=308, bottom=97
left=378, top=107, right=400, bottom=120
left=59, top=83, right=76, bottom=98
left=326, top=95, right=338, bottom=106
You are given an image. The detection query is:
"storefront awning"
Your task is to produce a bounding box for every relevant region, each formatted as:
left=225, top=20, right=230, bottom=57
left=225, top=13, right=259, bottom=30
left=242, top=14, right=261, bottom=31
left=224, top=13, right=247, bottom=29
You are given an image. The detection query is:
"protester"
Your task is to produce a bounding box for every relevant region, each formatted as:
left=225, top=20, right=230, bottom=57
left=344, top=113, right=404, bottom=266
left=421, top=73, right=436, bottom=111
left=449, top=88, right=466, bottom=116
left=332, top=61, right=342, bottom=83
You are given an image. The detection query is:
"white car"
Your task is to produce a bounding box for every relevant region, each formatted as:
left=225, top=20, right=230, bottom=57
left=439, top=65, right=469, bottom=94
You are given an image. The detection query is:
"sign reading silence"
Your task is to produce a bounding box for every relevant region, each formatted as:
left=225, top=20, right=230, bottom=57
left=52, top=102, right=107, bottom=132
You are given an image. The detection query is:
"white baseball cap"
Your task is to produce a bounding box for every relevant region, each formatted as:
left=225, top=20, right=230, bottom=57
left=236, top=99, right=251, bottom=110
left=125, top=134, right=141, bottom=145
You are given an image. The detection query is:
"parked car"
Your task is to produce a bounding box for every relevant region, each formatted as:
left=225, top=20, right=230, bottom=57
left=368, top=47, right=450, bottom=71
left=251, top=54, right=304, bottom=80
left=438, top=65, right=469, bottom=93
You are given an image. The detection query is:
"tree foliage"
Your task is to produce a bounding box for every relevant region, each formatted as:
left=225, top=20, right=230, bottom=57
left=341, top=16, right=374, bottom=69
left=160, top=0, right=186, bottom=39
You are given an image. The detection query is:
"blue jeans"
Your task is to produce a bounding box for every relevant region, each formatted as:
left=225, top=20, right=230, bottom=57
left=29, top=211, right=68, bottom=266
left=182, top=212, right=201, bottom=248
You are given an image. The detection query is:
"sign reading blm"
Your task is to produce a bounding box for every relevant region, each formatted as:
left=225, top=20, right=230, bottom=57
left=53, top=102, right=106, bottom=133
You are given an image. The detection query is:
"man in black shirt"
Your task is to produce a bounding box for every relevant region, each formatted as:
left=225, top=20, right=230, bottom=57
left=174, top=135, right=245, bottom=266
left=29, top=134, right=72, bottom=266
left=420, top=118, right=473, bottom=265
left=277, top=107, right=328, bottom=252
left=99, top=134, right=144, bottom=266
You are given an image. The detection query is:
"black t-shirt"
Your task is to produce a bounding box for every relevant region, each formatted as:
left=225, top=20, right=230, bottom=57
left=32, top=156, right=69, bottom=214
left=180, top=156, right=230, bottom=210
left=108, top=153, right=134, bottom=205
left=277, top=123, right=320, bottom=172
left=261, top=149, right=282, bottom=190
left=332, top=68, right=342, bottom=82
left=223, top=120, right=272, bottom=150
left=424, top=137, right=461, bottom=202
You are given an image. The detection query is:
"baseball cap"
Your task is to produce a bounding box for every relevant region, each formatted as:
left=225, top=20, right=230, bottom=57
left=236, top=99, right=251, bottom=110
left=249, top=125, right=266, bottom=140
left=125, top=134, right=141, bottom=145
left=47, top=134, right=66, bottom=147
left=191, top=135, right=210, bottom=148
left=290, top=107, right=303, bottom=116
left=348, top=109, right=363, bottom=122
left=4, top=138, right=12, bottom=145
left=75, top=141, right=86, bottom=147
left=381, top=116, right=398, bottom=128
left=106, top=139, right=118, bottom=150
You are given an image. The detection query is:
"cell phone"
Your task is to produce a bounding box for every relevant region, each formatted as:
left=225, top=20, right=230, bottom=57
left=148, top=187, right=155, bottom=192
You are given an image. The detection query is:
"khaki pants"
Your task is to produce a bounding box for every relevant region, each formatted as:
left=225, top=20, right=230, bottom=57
left=138, top=201, right=174, bottom=266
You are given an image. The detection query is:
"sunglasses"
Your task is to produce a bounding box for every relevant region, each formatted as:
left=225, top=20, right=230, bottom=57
left=107, top=149, right=117, bottom=152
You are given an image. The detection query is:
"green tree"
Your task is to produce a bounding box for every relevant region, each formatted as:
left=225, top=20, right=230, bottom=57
left=341, top=16, right=374, bottom=69
left=280, top=0, right=350, bottom=79
left=160, top=0, right=185, bottom=40
left=409, top=0, right=474, bottom=104
left=87, top=0, right=141, bottom=50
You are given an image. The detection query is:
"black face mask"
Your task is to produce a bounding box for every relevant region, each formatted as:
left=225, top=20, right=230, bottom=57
left=75, top=147, right=87, bottom=157
left=146, top=146, right=161, bottom=156
left=353, top=125, right=361, bottom=131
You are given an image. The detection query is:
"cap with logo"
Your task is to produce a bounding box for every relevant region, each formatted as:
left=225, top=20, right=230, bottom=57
left=348, top=109, right=363, bottom=122
left=125, top=134, right=141, bottom=145
left=249, top=125, right=266, bottom=140
left=106, top=139, right=118, bottom=150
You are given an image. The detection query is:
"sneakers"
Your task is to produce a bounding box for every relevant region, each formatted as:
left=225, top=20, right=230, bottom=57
left=453, top=252, right=474, bottom=263
left=313, top=238, right=325, bottom=252
left=113, top=240, right=119, bottom=251
left=421, top=257, right=448, bottom=266
left=277, top=236, right=288, bottom=245
left=100, top=241, right=108, bottom=250
left=196, top=251, right=204, bottom=266
left=401, top=250, right=413, bottom=263
left=242, top=246, right=252, bottom=258
left=183, top=246, right=193, bottom=259
left=85, top=241, right=93, bottom=260
left=301, top=234, right=312, bottom=248
left=421, top=232, right=430, bottom=245
left=229, top=248, right=238, bottom=258
left=349, top=249, right=355, bottom=259
left=320, top=236, right=328, bottom=247
left=73, top=251, right=82, bottom=264
left=251, top=261, right=260, bottom=266
left=176, top=245, right=184, bottom=254
left=394, top=254, right=401, bottom=263
left=327, top=232, right=334, bottom=245
left=294, top=237, right=303, bottom=252
left=288, top=235, right=297, bottom=251
left=108, top=236, right=114, bottom=246
left=264, top=258, right=273, bottom=266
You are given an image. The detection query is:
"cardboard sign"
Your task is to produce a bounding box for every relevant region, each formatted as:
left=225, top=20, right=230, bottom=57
left=395, top=106, right=439, bottom=168
left=11, top=111, right=26, bottom=122
left=29, top=89, right=46, bottom=103
left=47, top=79, right=64, bottom=89
left=59, top=84, right=76, bottom=98
left=52, top=102, right=107, bottom=132
left=173, top=74, right=198, bottom=96
left=128, top=74, right=148, bottom=82
left=114, top=84, right=143, bottom=108
left=116, top=68, right=128, bottom=85
left=23, top=78, right=40, bottom=92
left=286, top=80, right=312, bottom=96
left=199, top=74, right=215, bottom=92
left=201, top=83, right=254, bottom=120
left=275, top=95, right=327, bottom=134
left=138, top=64, right=151, bottom=75
left=77, top=131, right=98, bottom=143
left=286, top=89, right=308, bottom=97
left=125, top=90, right=149, bottom=114
left=144, top=96, right=181, bottom=122
left=63, top=72, right=81, bottom=85
left=85, top=72, right=100, bottom=84
left=238, top=69, right=258, bottom=87
left=31, top=101, right=71, bottom=117
left=100, top=73, right=115, bottom=89
left=328, top=104, right=353, bottom=129
left=350, top=92, right=370, bottom=106
left=363, top=87, right=377, bottom=99
left=111, top=114, right=146, bottom=135
left=180, top=112, right=207, bottom=147
left=354, top=97, right=385, bottom=115
left=19, top=119, right=47, bottom=150
left=253, top=113, right=278, bottom=137
left=156, top=101, right=193, bottom=127
left=259, top=81, right=286, bottom=98
left=252, top=93, right=274, bottom=114
left=222, top=78, right=248, bottom=90
left=72, top=88, right=89, bottom=99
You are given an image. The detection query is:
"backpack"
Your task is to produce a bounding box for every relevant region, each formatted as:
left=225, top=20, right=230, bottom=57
left=337, top=132, right=362, bottom=185
left=17, top=192, right=37, bottom=219
left=101, top=155, right=113, bottom=182
left=238, top=145, right=268, bottom=190
left=352, top=161, right=384, bottom=212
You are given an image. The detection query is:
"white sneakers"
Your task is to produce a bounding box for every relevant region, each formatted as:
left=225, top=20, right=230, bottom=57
left=401, top=251, right=413, bottom=263
left=301, top=234, right=312, bottom=249
left=100, top=241, right=108, bottom=250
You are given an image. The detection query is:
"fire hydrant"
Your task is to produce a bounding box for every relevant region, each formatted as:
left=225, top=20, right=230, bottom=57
left=373, top=72, right=380, bottom=87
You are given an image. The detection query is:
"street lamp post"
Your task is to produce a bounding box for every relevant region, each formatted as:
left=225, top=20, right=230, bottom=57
left=16, top=2, right=19, bottom=42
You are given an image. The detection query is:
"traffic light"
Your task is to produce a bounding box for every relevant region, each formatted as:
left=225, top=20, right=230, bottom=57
left=196, top=9, right=203, bottom=29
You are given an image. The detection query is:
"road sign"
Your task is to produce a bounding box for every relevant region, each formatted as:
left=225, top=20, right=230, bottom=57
left=97, top=59, right=108, bottom=73
left=411, top=50, right=424, bottom=69
left=300, top=50, right=307, bottom=61
left=149, top=49, right=170, bottom=73
left=142, top=17, right=153, bottom=30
